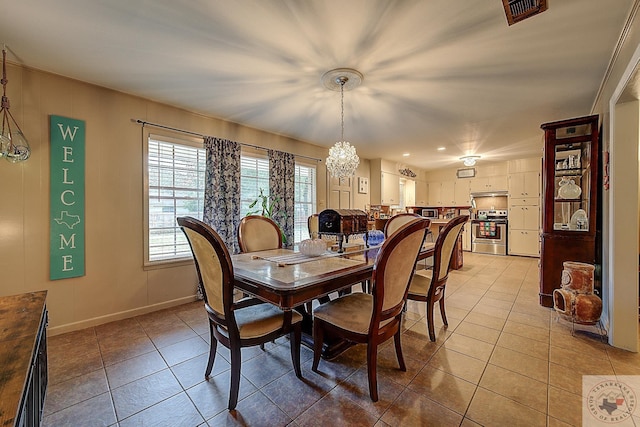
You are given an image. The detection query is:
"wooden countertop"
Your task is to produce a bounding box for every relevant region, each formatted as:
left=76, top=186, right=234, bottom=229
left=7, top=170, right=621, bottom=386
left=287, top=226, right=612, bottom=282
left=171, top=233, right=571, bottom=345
left=0, top=291, right=47, bottom=427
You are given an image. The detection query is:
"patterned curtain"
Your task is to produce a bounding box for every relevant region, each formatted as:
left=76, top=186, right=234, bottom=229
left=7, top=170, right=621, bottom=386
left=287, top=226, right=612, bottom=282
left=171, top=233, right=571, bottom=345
left=203, top=136, right=241, bottom=254
left=268, top=149, right=295, bottom=247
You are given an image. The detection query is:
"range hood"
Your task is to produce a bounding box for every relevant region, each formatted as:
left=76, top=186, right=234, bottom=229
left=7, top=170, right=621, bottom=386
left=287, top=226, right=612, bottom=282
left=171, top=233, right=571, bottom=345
left=470, top=191, right=508, bottom=198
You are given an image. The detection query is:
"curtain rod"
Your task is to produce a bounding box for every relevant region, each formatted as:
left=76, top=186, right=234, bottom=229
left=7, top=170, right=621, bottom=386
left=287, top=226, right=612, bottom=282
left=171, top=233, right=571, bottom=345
left=133, top=119, right=322, bottom=162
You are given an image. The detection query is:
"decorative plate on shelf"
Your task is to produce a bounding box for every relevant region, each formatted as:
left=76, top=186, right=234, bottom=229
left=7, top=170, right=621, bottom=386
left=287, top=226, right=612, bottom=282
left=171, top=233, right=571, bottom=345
left=558, top=179, right=582, bottom=199
left=570, top=209, right=587, bottom=227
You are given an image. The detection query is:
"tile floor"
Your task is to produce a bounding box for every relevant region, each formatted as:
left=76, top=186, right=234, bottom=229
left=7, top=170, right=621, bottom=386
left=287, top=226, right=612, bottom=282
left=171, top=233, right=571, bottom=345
left=42, top=253, right=640, bottom=426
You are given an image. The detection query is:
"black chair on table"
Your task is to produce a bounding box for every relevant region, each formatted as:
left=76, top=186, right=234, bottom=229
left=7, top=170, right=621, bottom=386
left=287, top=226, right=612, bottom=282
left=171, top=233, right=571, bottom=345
left=312, top=218, right=430, bottom=401
left=177, top=216, right=302, bottom=410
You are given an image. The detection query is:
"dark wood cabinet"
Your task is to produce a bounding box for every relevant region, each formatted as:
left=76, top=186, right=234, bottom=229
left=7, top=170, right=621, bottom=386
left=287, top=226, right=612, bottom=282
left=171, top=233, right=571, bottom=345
left=0, top=291, right=48, bottom=427
left=539, top=115, right=599, bottom=307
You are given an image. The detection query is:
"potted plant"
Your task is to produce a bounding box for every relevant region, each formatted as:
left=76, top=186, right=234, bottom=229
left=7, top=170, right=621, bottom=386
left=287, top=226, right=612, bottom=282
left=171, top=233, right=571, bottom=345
left=246, top=188, right=288, bottom=245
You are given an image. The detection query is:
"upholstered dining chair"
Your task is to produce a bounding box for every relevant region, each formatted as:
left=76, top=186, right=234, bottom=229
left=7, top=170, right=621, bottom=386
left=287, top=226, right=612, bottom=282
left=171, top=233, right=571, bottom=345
left=312, top=218, right=430, bottom=402
left=177, top=216, right=302, bottom=410
left=383, top=212, right=422, bottom=238
left=407, top=215, right=468, bottom=342
left=237, top=215, right=282, bottom=253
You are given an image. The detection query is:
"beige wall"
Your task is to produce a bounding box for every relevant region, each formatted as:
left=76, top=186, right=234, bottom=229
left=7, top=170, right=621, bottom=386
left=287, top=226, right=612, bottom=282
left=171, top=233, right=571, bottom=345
left=0, top=63, right=329, bottom=335
left=590, top=2, right=640, bottom=350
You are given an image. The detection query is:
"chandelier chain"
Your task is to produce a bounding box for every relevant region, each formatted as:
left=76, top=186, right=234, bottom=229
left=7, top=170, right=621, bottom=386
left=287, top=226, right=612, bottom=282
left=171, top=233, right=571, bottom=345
left=340, top=79, right=345, bottom=142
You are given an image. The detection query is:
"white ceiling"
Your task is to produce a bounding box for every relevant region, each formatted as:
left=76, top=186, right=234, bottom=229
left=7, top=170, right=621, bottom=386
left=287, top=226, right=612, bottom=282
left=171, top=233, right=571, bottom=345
left=0, top=0, right=634, bottom=170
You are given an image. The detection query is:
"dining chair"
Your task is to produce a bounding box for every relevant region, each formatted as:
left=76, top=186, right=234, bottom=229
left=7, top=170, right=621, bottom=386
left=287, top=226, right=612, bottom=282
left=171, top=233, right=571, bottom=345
left=312, top=218, right=430, bottom=401
left=407, top=215, right=468, bottom=341
left=177, top=216, right=302, bottom=410
left=383, top=212, right=422, bottom=238
left=237, top=215, right=282, bottom=253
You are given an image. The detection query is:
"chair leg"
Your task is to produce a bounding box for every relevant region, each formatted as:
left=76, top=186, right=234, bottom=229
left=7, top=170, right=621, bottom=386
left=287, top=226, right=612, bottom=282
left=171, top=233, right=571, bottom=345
left=311, top=320, right=325, bottom=372
left=205, top=323, right=218, bottom=379
left=439, top=296, right=448, bottom=327
left=290, top=324, right=302, bottom=379
left=427, top=301, right=436, bottom=342
left=366, top=343, right=379, bottom=402
left=393, top=327, right=406, bottom=371
left=228, top=342, right=242, bottom=410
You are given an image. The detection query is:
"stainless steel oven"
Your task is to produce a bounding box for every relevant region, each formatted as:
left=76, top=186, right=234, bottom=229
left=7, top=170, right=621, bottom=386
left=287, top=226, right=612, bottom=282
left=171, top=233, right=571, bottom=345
left=471, top=209, right=508, bottom=255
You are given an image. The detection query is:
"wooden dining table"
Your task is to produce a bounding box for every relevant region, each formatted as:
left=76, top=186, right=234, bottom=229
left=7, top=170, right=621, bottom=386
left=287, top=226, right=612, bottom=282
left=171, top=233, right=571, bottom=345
left=231, top=242, right=435, bottom=358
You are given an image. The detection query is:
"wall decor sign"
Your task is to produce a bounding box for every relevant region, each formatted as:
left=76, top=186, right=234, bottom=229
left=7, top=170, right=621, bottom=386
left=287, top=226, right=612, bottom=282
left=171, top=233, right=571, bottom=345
left=50, top=115, right=85, bottom=280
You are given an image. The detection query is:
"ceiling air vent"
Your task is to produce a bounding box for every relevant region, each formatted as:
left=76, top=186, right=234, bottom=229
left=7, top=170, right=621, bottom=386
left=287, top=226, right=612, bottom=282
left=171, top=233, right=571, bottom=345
left=502, top=0, right=548, bottom=25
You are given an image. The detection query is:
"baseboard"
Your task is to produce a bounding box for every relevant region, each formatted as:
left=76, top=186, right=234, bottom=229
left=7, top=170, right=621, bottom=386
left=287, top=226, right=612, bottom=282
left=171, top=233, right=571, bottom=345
left=47, top=295, right=198, bottom=336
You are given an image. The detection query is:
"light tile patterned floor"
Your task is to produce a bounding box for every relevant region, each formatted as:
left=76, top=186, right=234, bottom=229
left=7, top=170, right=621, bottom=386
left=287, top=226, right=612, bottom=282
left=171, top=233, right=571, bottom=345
left=42, top=253, right=640, bottom=426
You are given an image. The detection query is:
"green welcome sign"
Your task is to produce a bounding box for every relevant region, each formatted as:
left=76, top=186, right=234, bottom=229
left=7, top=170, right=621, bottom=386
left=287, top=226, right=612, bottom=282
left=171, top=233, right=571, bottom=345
left=50, top=115, right=85, bottom=280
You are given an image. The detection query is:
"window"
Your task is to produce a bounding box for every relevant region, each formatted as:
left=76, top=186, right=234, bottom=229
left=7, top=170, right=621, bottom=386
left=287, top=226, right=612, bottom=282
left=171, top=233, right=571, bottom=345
left=145, top=139, right=317, bottom=264
left=146, top=135, right=205, bottom=264
left=239, top=153, right=270, bottom=217
left=238, top=152, right=317, bottom=243
left=294, top=163, right=316, bottom=242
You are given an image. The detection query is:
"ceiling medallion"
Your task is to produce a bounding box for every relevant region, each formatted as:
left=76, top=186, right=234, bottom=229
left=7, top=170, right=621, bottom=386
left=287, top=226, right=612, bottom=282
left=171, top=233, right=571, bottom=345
left=324, top=68, right=362, bottom=179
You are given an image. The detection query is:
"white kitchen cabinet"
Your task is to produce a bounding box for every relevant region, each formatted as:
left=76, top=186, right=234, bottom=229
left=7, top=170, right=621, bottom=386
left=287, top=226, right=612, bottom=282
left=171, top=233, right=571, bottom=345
left=441, top=181, right=455, bottom=205
left=508, top=171, right=540, bottom=257
left=380, top=172, right=400, bottom=205
left=508, top=171, right=540, bottom=198
left=404, top=179, right=416, bottom=207
left=454, top=180, right=471, bottom=206
left=415, top=180, right=428, bottom=206
left=427, top=182, right=441, bottom=206
left=509, top=204, right=540, bottom=230
left=470, top=175, right=508, bottom=193
left=462, top=220, right=471, bottom=251
left=508, top=229, right=540, bottom=256
left=427, top=181, right=456, bottom=206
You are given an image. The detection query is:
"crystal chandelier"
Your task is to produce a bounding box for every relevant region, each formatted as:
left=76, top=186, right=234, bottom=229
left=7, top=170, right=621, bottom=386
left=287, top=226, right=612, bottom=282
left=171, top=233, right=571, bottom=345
left=0, top=47, right=30, bottom=163
left=323, top=69, right=361, bottom=179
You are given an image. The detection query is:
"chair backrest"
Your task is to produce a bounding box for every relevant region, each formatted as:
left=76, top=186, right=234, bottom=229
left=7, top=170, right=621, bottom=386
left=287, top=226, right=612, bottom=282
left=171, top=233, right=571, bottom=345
left=383, top=213, right=422, bottom=238
left=177, top=216, right=234, bottom=320
left=308, top=214, right=319, bottom=238
left=432, top=215, right=469, bottom=284
left=371, top=218, right=430, bottom=323
left=237, top=215, right=282, bottom=253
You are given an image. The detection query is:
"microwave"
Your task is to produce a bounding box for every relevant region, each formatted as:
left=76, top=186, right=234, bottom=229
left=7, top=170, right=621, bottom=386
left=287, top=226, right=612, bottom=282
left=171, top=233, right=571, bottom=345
left=421, top=208, right=439, bottom=219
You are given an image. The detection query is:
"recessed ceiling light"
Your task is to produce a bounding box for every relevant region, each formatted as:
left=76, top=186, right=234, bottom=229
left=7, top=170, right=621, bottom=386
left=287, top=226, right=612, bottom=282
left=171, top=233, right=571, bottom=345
left=437, top=147, right=446, bottom=151
left=402, top=153, right=410, bottom=157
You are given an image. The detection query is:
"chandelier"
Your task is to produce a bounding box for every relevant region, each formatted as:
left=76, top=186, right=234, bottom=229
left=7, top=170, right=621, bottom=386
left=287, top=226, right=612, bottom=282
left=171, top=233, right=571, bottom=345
left=323, top=68, right=361, bottom=179
left=0, top=47, right=30, bottom=163
left=460, top=155, right=480, bottom=167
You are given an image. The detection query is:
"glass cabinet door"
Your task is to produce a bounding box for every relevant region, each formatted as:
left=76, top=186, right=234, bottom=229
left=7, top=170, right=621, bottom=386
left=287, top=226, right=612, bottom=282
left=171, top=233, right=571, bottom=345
left=552, top=122, right=592, bottom=231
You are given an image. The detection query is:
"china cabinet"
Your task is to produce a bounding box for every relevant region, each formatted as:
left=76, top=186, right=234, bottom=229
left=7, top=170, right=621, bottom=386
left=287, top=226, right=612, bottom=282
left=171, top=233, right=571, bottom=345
left=539, top=115, right=599, bottom=307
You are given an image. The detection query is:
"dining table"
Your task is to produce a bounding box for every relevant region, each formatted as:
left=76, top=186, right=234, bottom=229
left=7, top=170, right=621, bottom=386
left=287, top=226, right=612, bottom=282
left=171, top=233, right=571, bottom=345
left=231, top=242, right=435, bottom=358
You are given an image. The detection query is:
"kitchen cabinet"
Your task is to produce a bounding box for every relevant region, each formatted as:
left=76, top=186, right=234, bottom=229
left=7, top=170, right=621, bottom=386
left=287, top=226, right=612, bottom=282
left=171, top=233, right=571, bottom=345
left=509, top=203, right=540, bottom=230
left=380, top=171, right=400, bottom=205
left=539, top=115, right=599, bottom=307
left=415, top=180, right=428, bottom=206
left=509, top=171, right=540, bottom=198
left=470, top=175, right=508, bottom=193
left=509, top=230, right=539, bottom=256
left=428, top=180, right=463, bottom=206
left=404, top=179, right=416, bottom=207
left=508, top=170, right=541, bottom=257
left=454, top=180, right=471, bottom=206
left=427, top=181, right=442, bottom=206
left=462, top=220, right=471, bottom=251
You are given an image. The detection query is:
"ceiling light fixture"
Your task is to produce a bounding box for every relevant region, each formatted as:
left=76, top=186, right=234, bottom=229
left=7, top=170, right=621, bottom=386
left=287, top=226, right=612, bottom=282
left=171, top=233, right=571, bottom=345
left=0, top=46, right=30, bottom=163
left=323, top=68, right=361, bottom=178
left=460, top=155, right=480, bottom=167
